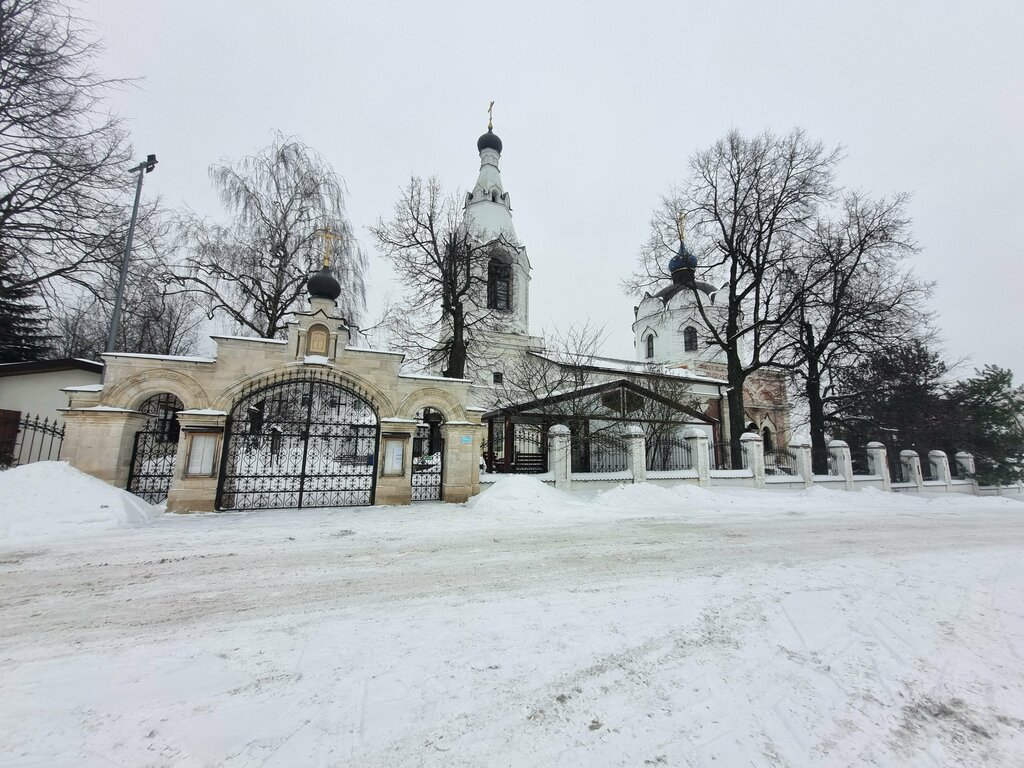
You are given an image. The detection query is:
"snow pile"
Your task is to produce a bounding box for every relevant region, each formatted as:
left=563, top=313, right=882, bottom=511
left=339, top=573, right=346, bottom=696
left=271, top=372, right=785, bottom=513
left=0, top=461, right=160, bottom=539
left=466, top=474, right=569, bottom=514
left=594, top=482, right=685, bottom=512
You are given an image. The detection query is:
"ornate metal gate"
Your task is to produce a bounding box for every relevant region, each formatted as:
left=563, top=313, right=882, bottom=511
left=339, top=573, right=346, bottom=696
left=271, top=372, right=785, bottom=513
left=411, top=408, right=443, bottom=501
left=216, top=372, right=379, bottom=510
left=127, top=393, right=184, bottom=504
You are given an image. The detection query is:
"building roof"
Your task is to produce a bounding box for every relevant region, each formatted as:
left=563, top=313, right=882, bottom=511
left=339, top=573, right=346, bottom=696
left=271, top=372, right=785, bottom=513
left=528, top=351, right=728, bottom=385
left=0, top=358, right=103, bottom=377
left=483, top=378, right=718, bottom=424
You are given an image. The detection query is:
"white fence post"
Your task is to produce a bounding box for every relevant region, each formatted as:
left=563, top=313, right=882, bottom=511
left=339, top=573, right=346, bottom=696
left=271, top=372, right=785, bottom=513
left=928, top=449, right=952, bottom=492
left=548, top=424, right=571, bottom=491
left=740, top=432, right=765, bottom=489
left=828, top=440, right=854, bottom=490
left=685, top=428, right=711, bottom=488
left=624, top=424, right=646, bottom=483
left=901, top=449, right=923, bottom=491
left=955, top=451, right=976, bottom=478
left=790, top=439, right=813, bottom=487
left=866, top=441, right=891, bottom=492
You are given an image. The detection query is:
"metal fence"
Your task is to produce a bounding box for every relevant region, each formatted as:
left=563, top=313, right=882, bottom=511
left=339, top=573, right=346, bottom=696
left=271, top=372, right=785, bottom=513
left=646, top=435, right=692, bottom=471
left=572, top=434, right=629, bottom=473
left=888, top=453, right=907, bottom=483
left=763, top=446, right=798, bottom=476
left=850, top=447, right=873, bottom=475
left=0, top=412, right=65, bottom=468
left=921, top=456, right=937, bottom=481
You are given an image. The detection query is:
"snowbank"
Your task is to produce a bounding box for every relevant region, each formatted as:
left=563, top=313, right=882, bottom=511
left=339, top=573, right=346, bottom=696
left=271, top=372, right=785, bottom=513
left=466, top=474, right=570, bottom=514
left=0, top=461, right=160, bottom=540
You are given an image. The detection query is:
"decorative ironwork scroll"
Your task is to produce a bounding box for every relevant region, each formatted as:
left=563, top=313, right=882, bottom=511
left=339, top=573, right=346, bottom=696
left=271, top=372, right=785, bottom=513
left=410, top=408, right=443, bottom=501
left=216, top=371, right=379, bottom=510
left=127, top=392, right=184, bottom=504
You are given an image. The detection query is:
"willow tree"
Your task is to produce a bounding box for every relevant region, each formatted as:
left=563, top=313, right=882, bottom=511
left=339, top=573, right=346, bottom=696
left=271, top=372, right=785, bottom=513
left=177, top=134, right=367, bottom=338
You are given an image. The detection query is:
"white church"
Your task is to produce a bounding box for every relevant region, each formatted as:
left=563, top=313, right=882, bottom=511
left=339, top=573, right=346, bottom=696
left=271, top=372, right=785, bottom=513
left=455, top=120, right=791, bottom=472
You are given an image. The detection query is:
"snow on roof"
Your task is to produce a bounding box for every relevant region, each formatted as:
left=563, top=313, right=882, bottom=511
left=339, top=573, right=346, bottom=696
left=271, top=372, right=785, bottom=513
left=212, top=334, right=288, bottom=345
left=63, top=405, right=138, bottom=413
left=62, top=383, right=104, bottom=392
left=528, top=351, right=727, bottom=384
left=177, top=408, right=227, bottom=416
left=344, top=346, right=404, bottom=357
left=103, top=352, right=216, bottom=363
left=398, top=373, right=472, bottom=383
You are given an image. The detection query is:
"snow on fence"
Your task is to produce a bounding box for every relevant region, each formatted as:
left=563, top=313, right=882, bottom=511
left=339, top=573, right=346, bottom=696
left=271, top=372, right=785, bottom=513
left=481, top=427, right=982, bottom=496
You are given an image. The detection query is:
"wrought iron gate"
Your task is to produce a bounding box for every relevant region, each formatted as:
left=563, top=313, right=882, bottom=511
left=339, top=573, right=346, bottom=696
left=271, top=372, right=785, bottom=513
left=411, top=408, right=443, bottom=501
left=127, top=393, right=184, bottom=504
left=216, top=372, right=379, bottom=510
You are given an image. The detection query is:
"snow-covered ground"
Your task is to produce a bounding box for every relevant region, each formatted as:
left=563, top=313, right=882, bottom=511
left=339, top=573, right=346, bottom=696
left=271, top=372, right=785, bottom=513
left=2, top=465, right=1024, bottom=767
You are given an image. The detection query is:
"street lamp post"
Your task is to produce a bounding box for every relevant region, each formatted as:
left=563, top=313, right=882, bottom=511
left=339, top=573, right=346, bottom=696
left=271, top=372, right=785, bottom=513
left=105, top=154, right=158, bottom=354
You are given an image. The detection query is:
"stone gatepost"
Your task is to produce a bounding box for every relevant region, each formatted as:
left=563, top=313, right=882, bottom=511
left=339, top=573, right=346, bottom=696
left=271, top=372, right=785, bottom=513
left=928, top=449, right=952, bottom=492
left=166, top=409, right=228, bottom=513
left=440, top=422, right=483, bottom=503
left=866, top=441, right=891, bottom=492
left=955, top=451, right=976, bottom=477
left=740, top=432, right=765, bottom=489
left=548, top=424, right=571, bottom=491
left=375, top=419, right=418, bottom=505
left=623, top=424, right=646, bottom=483
left=789, top=439, right=813, bottom=486
left=61, top=407, right=149, bottom=489
left=900, top=449, right=923, bottom=491
left=829, top=440, right=854, bottom=491
left=684, top=428, right=711, bottom=488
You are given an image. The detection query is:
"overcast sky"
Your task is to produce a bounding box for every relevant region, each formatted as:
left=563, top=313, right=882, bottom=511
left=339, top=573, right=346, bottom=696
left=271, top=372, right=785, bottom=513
left=82, top=0, right=1024, bottom=380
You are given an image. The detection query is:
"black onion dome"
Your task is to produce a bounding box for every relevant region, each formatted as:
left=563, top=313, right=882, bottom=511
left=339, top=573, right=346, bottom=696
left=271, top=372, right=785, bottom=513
left=307, top=266, right=341, bottom=301
left=477, top=129, right=503, bottom=154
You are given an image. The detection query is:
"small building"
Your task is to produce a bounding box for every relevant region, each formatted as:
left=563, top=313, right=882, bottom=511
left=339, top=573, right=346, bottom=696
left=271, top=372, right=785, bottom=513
left=61, top=267, right=484, bottom=512
left=0, top=358, right=103, bottom=422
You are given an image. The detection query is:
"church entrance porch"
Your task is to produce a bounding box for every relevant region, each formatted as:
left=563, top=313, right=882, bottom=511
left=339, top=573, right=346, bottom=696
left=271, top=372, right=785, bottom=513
left=216, top=372, right=379, bottom=510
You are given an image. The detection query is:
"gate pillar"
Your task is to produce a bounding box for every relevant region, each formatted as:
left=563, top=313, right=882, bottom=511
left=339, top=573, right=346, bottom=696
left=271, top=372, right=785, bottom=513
left=376, top=420, right=418, bottom=505
left=62, top=407, right=148, bottom=488
left=440, top=422, right=484, bottom=503
left=166, top=410, right=227, bottom=513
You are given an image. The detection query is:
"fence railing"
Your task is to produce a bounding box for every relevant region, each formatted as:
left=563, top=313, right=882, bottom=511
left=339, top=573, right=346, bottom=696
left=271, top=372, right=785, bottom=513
left=572, top=434, right=629, bottom=473
left=850, top=448, right=873, bottom=475
left=888, top=453, right=907, bottom=483
left=0, top=412, right=65, bottom=468
left=763, top=446, right=798, bottom=476
left=646, top=436, right=693, bottom=471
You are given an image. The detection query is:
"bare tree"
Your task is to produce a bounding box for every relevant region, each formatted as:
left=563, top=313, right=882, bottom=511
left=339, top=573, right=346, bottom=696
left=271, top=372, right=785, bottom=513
left=176, top=133, right=367, bottom=339
left=780, top=193, right=932, bottom=472
left=0, top=0, right=135, bottom=300
left=51, top=209, right=204, bottom=358
left=625, top=129, right=841, bottom=466
left=371, top=176, right=512, bottom=378
left=493, top=321, right=700, bottom=467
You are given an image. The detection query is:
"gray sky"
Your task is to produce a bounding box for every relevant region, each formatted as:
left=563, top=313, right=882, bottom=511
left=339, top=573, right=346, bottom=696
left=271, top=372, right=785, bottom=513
left=83, top=0, right=1024, bottom=380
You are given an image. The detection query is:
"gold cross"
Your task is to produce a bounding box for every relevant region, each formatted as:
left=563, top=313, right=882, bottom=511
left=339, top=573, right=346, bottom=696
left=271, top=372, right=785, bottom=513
left=318, top=228, right=341, bottom=267
left=487, top=100, right=494, bottom=131
left=676, top=212, right=687, bottom=244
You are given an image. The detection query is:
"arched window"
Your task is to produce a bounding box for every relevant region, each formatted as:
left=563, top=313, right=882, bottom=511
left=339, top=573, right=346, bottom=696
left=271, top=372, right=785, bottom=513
left=487, top=258, right=512, bottom=310
left=762, top=426, right=774, bottom=454
left=683, top=326, right=698, bottom=352
left=645, top=334, right=655, bottom=359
